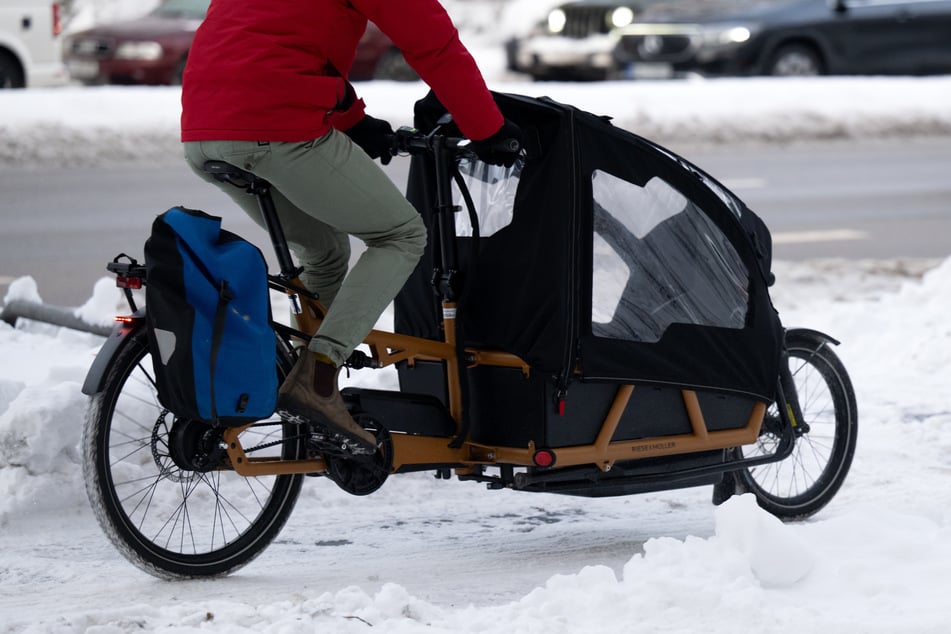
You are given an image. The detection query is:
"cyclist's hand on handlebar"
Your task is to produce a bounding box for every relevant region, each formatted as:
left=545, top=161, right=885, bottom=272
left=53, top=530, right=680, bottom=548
left=345, top=115, right=395, bottom=165
left=470, top=119, right=523, bottom=167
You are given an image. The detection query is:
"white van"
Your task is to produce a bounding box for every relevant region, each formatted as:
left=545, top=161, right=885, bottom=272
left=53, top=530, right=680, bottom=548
left=0, top=1, right=67, bottom=87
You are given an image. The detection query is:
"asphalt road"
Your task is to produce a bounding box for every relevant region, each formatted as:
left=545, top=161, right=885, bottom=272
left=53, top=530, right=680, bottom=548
left=1, top=138, right=949, bottom=307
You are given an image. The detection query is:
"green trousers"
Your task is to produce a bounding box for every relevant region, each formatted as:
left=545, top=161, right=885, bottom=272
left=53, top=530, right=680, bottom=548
left=183, top=132, right=427, bottom=367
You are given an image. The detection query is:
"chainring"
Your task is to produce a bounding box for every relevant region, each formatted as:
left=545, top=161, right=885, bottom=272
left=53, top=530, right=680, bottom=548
left=308, top=413, right=393, bottom=496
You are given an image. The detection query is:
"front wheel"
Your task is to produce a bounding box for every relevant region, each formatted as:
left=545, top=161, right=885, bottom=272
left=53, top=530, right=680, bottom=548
left=83, top=327, right=304, bottom=578
left=766, top=43, right=823, bottom=76
left=738, top=329, right=858, bottom=520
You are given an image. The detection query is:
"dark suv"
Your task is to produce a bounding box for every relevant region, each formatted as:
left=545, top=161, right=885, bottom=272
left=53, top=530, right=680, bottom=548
left=613, top=0, right=951, bottom=77
left=63, top=0, right=415, bottom=85
left=510, top=1, right=673, bottom=80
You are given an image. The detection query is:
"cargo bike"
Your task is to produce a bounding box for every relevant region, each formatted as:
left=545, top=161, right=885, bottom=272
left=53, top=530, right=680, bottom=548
left=81, top=93, right=858, bottom=578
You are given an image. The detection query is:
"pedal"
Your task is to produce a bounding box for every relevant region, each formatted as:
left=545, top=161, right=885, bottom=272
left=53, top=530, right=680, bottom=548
left=308, top=427, right=377, bottom=458
left=277, top=408, right=377, bottom=459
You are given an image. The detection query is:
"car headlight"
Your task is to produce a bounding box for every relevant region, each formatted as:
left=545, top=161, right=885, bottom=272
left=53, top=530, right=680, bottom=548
left=114, top=41, right=164, bottom=61
left=610, top=7, right=635, bottom=29
left=548, top=8, right=567, bottom=34
left=698, top=24, right=758, bottom=50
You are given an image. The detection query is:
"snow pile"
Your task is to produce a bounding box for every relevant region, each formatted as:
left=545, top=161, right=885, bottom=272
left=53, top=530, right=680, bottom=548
left=5, top=0, right=950, bottom=166
left=5, top=76, right=951, bottom=167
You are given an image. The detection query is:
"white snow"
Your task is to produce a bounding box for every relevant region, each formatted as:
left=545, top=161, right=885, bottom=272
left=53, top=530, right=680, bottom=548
left=5, top=0, right=951, bottom=166
left=3, top=259, right=951, bottom=632
left=4, top=75, right=951, bottom=167
left=2, top=1, right=951, bottom=632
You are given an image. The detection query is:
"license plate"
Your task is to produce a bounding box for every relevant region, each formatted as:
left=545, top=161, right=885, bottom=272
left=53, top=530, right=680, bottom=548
left=625, top=62, right=673, bottom=80
left=66, top=59, right=99, bottom=80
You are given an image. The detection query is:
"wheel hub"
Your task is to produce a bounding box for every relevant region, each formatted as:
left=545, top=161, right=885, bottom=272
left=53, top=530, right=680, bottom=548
left=166, top=416, right=228, bottom=473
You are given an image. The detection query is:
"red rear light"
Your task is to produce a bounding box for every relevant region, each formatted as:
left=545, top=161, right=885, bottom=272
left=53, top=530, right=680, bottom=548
left=116, top=276, right=143, bottom=290
left=533, top=449, right=556, bottom=468
left=114, top=316, right=136, bottom=324
left=52, top=3, right=61, bottom=36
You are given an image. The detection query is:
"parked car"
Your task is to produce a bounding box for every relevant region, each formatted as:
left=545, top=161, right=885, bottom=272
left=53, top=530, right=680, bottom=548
left=0, top=0, right=67, bottom=88
left=509, top=0, right=673, bottom=80
left=613, top=0, right=951, bottom=77
left=62, top=0, right=416, bottom=86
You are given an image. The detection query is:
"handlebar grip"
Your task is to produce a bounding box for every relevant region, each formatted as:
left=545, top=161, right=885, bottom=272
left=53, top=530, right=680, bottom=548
left=498, top=138, right=521, bottom=153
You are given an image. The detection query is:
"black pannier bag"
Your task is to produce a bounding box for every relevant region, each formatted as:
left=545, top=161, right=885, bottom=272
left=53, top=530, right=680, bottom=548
left=395, top=92, right=784, bottom=449
left=144, top=206, right=277, bottom=426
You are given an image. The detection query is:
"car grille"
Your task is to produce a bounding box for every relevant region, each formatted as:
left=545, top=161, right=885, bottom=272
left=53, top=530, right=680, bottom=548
left=618, top=34, right=694, bottom=61
left=562, top=6, right=612, bottom=38
left=69, top=37, right=115, bottom=59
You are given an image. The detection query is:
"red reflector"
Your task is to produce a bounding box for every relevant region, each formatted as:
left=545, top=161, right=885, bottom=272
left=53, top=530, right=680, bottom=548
left=533, top=450, right=555, bottom=468
left=116, top=276, right=142, bottom=290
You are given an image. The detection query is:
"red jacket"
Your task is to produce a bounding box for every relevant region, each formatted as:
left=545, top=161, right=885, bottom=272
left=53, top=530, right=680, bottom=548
left=181, top=0, right=503, bottom=143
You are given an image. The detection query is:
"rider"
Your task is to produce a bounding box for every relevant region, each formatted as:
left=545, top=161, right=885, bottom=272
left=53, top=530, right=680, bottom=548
left=180, top=1, right=521, bottom=454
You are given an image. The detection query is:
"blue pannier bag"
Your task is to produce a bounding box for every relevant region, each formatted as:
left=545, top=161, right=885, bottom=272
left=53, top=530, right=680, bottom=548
left=144, top=206, right=276, bottom=426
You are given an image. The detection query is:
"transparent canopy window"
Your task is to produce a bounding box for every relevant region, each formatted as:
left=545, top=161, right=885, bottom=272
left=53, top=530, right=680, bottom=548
left=452, top=157, right=523, bottom=237
left=591, top=169, right=749, bottom=342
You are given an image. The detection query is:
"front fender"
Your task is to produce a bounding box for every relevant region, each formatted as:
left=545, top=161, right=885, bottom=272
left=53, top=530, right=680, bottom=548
left=81, top=310, right=147, bottom=396
left=785, top=327, right=840, bottom=348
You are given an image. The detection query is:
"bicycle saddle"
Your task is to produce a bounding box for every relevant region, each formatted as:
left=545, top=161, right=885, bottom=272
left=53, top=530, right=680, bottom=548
left=202, top=160, right=267, bottom=189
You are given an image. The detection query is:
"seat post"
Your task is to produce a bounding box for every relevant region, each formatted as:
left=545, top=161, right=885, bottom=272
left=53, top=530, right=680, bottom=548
left=201, top=160, right=301, bottom=280
left=247, top=180, right=298, bottom=279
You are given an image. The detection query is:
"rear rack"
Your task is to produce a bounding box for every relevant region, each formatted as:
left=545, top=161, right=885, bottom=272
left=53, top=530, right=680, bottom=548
left=107, top=253, right=146, bottom=312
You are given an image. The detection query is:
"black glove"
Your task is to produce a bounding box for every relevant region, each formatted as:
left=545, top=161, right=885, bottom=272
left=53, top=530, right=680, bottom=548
left=345, top=115, right=394, bottom=165
left=470, top=119, right=523, bottom=167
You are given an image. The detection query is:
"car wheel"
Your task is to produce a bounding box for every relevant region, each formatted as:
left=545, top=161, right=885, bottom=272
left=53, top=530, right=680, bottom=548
left=373, top=48, right=417, bottom=81
left=171, top=55, right=187, bottom=85
left=0, top=51, right=25, bottom=89
left=767, top=43, right=823, bottom=76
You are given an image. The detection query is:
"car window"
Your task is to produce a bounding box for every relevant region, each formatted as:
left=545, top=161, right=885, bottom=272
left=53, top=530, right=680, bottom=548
left=153, top=0, right=210, bottom=20
left=841, top=0, right=947, bottom=6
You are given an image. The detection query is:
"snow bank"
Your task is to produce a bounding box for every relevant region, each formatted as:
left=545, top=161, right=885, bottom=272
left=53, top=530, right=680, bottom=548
left=5, top=494, right=950, bottom=632
left=4, top=75, right=951, bottom=167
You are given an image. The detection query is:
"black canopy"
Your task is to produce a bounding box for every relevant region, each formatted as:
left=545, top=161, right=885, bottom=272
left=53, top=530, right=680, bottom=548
left=395, top=92, right=783, bottom=403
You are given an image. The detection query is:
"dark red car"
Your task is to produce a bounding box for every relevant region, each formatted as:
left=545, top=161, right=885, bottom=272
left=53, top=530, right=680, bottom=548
left=62, top=0, right=416, bottom=85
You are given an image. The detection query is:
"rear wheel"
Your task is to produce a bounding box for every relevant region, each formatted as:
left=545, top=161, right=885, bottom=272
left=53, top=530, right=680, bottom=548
left=372, top=48, right=418, bottom=81
left=83, top=327, right=304, bottom=578
left=171, top=56, right=187, bottom=85
left=0, top=51, right=24, bottom=88
left=739, top=330, right=858, bottom=520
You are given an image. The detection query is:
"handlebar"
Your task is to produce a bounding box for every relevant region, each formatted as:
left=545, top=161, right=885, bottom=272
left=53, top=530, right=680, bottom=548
left=389, top=126, right=474, bottom=158
left=387, top=126, right=522, bottom=161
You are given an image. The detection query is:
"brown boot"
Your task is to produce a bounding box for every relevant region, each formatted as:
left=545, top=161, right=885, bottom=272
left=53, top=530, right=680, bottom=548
left=276, top=350, right=377, bottom=454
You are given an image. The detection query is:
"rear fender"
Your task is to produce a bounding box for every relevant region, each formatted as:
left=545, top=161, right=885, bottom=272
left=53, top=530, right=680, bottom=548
left=81, top=310, right=147, bottom=396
